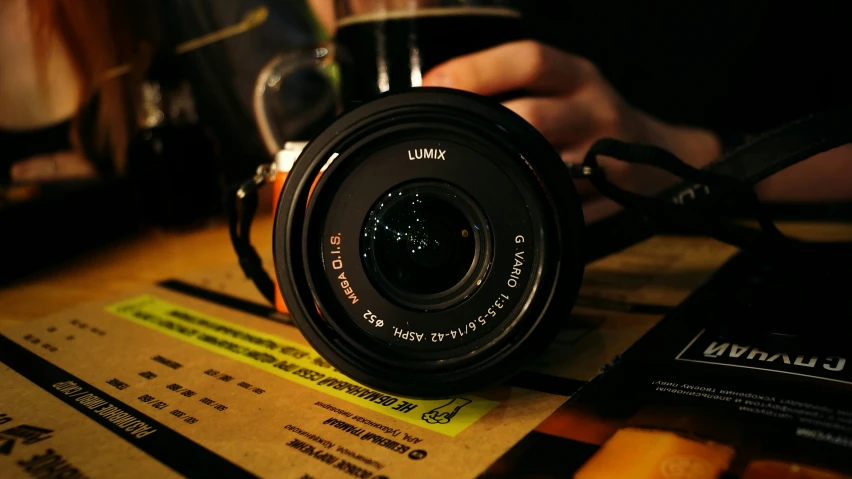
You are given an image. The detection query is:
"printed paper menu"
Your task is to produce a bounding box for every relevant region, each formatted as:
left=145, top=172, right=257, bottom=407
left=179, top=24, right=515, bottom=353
left=482, top=249, right=852, bottom=478
left=0, top=235, right=734, bottom=478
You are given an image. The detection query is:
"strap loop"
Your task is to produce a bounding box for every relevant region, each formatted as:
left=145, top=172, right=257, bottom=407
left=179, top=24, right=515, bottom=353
left=581, top=104, right=852, bottom=251
left=581, top=139, right=787, bottom=250
left=227, top=165, right=277, bottom=304
left=228, top=104, right=852, bottom=305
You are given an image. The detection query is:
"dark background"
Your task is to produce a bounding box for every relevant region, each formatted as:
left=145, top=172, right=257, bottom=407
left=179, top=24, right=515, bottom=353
left=524, top=1, right=851, bottom=136
left=3, top=1, right=849, bottom=282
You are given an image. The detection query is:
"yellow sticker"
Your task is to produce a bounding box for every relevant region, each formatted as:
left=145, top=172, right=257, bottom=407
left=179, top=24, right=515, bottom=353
left=106, top=295, right=499, bottom=437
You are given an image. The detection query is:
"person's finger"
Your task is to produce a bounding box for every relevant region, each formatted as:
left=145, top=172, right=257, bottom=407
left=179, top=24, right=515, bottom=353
left=53, top=151, right=97, bottom=179
left=573, top=178, right=597, bottom=198
left=10, top=157, right=55, bottom=182
left=422, top=40, right=595, bottom=96
left=10, top=151, right=96, bottom=183
left=582, top=196, right=623, bottom=224
left=502, top=97, right=594, bottom=148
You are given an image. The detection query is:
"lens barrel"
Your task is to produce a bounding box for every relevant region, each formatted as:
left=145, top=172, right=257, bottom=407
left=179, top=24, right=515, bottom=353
left=274, top=88, right=584, bottom=398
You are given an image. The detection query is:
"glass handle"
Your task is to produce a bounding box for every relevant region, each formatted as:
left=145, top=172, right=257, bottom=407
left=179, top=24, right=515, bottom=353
left=253, top=43, right=340, bottom=156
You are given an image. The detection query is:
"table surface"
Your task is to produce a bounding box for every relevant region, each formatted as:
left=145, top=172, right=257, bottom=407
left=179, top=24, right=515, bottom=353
left=2, top=212, right=851, bottom=331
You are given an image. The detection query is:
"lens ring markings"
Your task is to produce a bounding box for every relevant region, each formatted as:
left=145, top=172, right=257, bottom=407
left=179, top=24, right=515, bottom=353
left=311, top=135, right=539, bottom=355
left=275, top=89, right=585, bottom=396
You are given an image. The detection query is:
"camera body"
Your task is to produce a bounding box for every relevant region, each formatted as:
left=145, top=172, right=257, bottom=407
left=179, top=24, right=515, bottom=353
left=244, top=83, right=851, bottom=398
left=269, top=88, right=585, bottom=398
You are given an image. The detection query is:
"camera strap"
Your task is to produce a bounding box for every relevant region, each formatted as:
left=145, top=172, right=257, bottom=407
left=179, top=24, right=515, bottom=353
left=226, top=163, right=278, bottom=304
left=229, top=103, right=851, bottom=305
left=580, top=104, right=852, bottom=251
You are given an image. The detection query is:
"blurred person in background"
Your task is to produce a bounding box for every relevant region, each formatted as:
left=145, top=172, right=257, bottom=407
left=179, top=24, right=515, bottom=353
left=0, top=0, right=154, bottom=281
left=0, top=0, right=327, bottom=279
left=0, top=0, right=144, bottom=185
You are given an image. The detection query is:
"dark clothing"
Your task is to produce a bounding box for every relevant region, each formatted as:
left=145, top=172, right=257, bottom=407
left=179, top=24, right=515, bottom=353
left=0, top=96, right=113, bottom=184
left=161, top=0, right=321, bottom=185
left=0, top=120, right=72, bottom=165
left=0, top=120, right=72, bottom=184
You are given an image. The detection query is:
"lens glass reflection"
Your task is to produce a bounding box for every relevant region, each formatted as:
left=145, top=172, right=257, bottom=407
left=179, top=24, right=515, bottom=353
left=363, top=185, right=478, bottom=296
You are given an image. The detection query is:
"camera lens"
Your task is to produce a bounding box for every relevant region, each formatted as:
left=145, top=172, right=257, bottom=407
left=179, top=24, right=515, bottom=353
left=362, top=182, right=490, bottom=310
left=274, top=89, right=585, bottom=398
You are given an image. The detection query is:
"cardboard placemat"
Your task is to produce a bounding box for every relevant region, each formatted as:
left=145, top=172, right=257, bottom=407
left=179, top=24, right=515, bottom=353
left=0, top=236, right=736, bottom=478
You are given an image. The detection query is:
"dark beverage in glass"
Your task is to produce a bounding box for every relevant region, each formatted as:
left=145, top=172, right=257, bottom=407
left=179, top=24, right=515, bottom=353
left=253, top=1, right=525, bottom=153
left=334, top=6, right=526, bottom=108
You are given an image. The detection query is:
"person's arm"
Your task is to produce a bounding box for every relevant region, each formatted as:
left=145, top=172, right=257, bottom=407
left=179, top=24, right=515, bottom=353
left=1, top=0, right=105, bottom=183
left=421, top=41, right=852, bottom=222
left=753, top=145, right=852, bottom=203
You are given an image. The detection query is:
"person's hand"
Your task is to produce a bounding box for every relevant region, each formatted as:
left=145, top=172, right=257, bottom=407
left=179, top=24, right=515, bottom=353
left=10, top=151, right=97, bottom=183
left=422, top=41, right=722, bottom=223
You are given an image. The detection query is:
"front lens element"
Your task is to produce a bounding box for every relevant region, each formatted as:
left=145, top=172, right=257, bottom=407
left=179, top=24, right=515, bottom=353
left=370, top=193, right=473, bottom=294
left=362, top=182, right=489, bottom=309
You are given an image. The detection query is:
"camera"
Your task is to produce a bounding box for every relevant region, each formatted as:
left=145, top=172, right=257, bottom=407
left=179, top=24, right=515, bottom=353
left=241, top=85, right=841, bottom=399
left=271, top=88, right=585, bottom=398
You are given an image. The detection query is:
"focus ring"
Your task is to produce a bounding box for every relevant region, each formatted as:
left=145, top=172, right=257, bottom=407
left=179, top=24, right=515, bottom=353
left=273, top=87, right=584, bottom=398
